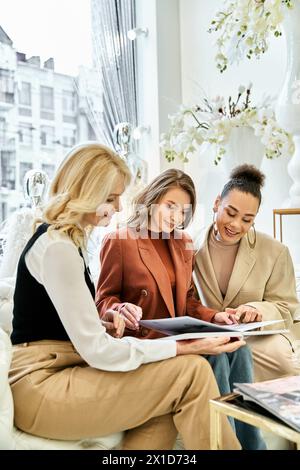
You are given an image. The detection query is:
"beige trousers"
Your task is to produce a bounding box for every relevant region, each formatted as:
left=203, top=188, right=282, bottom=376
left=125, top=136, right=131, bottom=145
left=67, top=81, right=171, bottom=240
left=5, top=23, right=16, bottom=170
left=248, top=325, right=300, bottom=382
left=9, top=340, right=240, bottom=450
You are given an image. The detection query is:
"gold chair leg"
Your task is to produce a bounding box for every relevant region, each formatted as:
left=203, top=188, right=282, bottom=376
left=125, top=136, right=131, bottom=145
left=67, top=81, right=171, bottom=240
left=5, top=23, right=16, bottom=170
left=210, top=403, right=222, bottom=450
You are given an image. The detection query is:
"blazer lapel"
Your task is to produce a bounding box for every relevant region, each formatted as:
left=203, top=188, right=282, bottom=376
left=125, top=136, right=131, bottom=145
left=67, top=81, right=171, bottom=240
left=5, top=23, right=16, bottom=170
left=195, top=227, right=224, bottom=305
left=223, top=236, right=256, bottom=308
left=168, top=235, right=187, bottom=317
left=137, top=237, right=175, bottom=317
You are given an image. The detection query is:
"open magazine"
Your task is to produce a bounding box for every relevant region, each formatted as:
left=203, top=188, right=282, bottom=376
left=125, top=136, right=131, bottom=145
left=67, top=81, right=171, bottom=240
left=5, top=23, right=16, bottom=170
left=234, top=376, right=300, bottom=433
left=139, top=316, right=287, bottom=339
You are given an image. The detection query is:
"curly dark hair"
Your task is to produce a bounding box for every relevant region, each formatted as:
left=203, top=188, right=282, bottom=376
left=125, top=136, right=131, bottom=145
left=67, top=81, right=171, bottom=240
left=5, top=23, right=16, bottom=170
left=220, top=164, right=265, bottom=205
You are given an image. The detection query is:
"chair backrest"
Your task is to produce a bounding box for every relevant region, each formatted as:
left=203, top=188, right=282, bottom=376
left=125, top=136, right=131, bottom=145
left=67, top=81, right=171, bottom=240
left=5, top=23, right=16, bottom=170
left=0, top=327, right=15, bottom=449
left=0, top=277, right=14, bottom=334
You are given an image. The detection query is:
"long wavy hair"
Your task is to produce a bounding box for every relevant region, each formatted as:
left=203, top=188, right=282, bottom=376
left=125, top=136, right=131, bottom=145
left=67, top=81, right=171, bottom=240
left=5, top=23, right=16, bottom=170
left=127, top=169, right=196, bottom=230
left=41, top=143, right=131, bottom=247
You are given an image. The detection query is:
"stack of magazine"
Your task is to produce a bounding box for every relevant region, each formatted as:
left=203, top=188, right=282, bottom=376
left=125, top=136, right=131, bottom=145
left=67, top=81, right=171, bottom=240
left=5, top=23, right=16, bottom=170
left=234, top=376, right=300, bottom=433
left=139, top=316, right=287, bottom=340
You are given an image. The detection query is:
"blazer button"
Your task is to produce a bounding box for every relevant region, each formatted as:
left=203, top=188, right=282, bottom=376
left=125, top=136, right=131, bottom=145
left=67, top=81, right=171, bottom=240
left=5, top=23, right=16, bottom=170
left=141, top=289, right=148, bottom=297
left=141, top=327, right=149, bottom=337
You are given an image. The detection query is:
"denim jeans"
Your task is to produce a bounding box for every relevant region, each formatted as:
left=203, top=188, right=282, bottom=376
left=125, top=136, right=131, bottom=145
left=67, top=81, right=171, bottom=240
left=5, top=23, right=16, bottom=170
left=206, top=346, right=266, bottom=450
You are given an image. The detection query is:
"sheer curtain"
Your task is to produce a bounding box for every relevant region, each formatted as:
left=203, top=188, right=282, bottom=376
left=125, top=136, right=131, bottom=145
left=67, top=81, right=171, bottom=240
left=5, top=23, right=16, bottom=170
left=91, top=0, right=138, bottom=149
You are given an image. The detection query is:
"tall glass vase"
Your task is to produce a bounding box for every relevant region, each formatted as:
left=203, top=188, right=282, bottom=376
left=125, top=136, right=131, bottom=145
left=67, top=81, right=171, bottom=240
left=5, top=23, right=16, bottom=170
left=275, top=2, right=300, bottom=208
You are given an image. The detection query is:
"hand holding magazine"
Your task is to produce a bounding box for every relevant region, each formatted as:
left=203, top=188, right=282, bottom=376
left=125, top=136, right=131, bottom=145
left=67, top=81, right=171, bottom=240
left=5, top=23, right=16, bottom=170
left=139, top=316, right=287, bottom=340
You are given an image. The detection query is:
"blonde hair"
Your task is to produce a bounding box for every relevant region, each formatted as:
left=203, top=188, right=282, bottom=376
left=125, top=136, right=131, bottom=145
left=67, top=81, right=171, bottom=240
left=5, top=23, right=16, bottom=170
left=42, top=142, right=131, bottom=247
left=128, top=169, right=196, bottom=229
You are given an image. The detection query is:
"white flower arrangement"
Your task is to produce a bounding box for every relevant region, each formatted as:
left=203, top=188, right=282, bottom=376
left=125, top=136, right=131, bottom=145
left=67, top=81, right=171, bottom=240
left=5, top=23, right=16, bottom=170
left=160, top=85, right=294, bottom=165
left=209, top=0, right=293, bottom=72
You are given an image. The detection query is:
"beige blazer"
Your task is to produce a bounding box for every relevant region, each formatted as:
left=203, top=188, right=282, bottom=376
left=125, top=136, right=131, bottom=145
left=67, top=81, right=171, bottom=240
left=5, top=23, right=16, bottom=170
left=194, top=226, right=300, bottom=330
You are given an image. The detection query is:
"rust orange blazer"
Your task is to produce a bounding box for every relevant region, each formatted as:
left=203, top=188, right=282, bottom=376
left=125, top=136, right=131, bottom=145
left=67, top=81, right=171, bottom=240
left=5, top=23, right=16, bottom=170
left=96, top=227, right=217, bottom=339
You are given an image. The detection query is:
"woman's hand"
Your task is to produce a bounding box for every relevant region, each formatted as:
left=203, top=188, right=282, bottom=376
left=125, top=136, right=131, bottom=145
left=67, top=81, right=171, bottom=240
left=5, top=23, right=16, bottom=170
left=101, top=309, right=125, bottom=338
left=212, top=311, right=238, bottom=325
left=176, top=336, right=246, bottom=356
left=225, top=305, right=262, bottom=323
left=119, top=303, right=143, bottom=330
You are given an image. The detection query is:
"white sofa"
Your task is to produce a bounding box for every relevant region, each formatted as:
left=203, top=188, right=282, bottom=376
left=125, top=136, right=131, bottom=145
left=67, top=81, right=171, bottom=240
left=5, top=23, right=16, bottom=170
left=0, top=328, right=122, bottom=450
left=0, top=276, right=125, bottom=450
left=0, top=326, right=124, bottom=450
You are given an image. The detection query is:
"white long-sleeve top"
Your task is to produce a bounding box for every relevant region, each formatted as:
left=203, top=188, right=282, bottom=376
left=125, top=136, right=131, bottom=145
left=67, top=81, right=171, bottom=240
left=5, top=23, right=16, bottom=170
left=25, top=230, right=176, bottom=371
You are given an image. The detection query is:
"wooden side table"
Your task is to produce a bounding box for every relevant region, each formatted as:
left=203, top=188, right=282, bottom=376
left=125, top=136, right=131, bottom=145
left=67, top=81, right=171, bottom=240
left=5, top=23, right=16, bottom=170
left=210, top=393, right=300, bottom=450
left=273, top=208, right=300, bottom=242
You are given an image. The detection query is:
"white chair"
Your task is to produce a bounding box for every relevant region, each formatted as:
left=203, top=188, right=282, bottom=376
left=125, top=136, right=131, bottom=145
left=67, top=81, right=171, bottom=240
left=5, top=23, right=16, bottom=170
left=0, top=283, right=124, bottom=450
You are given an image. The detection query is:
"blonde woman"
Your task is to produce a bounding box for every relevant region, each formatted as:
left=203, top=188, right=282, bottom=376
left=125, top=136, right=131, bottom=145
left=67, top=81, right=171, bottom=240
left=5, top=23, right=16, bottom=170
left=96, top=169, right=265, bottom=450
left=8, top=143, right=241, bottom=450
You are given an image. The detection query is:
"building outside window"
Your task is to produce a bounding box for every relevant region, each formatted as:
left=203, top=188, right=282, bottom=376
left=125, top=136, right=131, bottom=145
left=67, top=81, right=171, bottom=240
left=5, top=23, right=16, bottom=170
left=0, top=17, right=100, bottom=224
left=19, top=161, right=33, bottom=187
left=0, top=202, right=8, bottom=225
left=18, top=122, right=33, bottom=145
left=40, top=86, right=54, bottom=110
left=1, top=148, right=16, bottom=190
left=0, top=117, right=5, bottom=143
left=62, top=128, right=76, bottom=147
left=0, top=68, right=15, bottom=104
left=40, top=125, right=55, bottom=147
left=41, top=163, right=55, bottom=180
left=18, top=81, right=31, bottom=106
left=62, top=90, right=76, bottom=114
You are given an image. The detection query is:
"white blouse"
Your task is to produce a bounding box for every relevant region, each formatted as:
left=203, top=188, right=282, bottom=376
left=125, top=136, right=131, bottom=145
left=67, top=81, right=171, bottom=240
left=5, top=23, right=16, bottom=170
left=25, top=230, right=176, bottom=372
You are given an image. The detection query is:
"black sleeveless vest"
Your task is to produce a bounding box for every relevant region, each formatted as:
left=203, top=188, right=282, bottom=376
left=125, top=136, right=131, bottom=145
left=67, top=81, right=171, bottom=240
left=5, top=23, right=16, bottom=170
left=11, top=223, right=95, bottom=345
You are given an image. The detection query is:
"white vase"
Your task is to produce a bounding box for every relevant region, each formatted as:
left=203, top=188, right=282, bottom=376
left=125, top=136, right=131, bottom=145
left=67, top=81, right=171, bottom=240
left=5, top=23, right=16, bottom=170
left=221, top=126, right=265, bottom=176
left=275, top=2, right=300, bottom=208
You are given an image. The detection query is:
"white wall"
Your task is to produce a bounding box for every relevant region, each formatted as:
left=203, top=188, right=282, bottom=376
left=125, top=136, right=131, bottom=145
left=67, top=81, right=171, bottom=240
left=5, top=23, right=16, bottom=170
left=179, top=0, right=300, bottom=263
left=136, top=0, right=299, bottom=263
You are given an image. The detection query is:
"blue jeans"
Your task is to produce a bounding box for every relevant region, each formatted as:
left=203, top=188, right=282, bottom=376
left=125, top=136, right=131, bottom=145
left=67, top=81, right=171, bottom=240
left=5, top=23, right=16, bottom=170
left=206, top=346, right=266, bottom=450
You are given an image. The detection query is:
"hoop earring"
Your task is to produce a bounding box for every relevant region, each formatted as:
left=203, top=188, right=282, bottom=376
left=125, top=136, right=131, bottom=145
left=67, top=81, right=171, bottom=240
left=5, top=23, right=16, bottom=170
left=247, top=225, right=256, bottom=249
left=212, top=211, right=218, bottom=236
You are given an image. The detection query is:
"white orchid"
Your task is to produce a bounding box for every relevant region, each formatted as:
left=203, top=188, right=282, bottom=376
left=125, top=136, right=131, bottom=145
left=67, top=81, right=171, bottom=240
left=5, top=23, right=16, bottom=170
left=161, top=86, right=294, bottom=165
left=209, top=0, right=293, bottom=72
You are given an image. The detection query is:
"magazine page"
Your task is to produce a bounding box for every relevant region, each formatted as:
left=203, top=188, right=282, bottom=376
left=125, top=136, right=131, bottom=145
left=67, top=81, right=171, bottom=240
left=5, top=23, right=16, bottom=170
left=157, top=331, right=244, bottom=341
left=157, top=330, right=289, bottom=341
left=139, top=316, right=284, bottom=336
left=234, top=376, right=300, bottom=433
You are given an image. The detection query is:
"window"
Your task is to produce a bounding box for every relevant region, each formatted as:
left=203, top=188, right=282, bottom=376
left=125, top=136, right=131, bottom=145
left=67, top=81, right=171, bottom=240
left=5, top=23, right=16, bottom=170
left=19, top=162, right=33, bottom=187
left=19, top=81, right=31, bottom=106
left=0, top=117, right=5, bottom=142
left=1, top=149, right=16, bottom=189
left=42, top=163, right=55, bottom=180
left=0, top=68, right=15, bottom=104
left=62, top=90, right=76, bottom=114
left=62, top=128, right=76, bottom=147
left=40, top=126, right=55, bottom=147
left=18, top=123, right=33, bottom=145
left=0, top=202, right=7, bottom=225
left=18, top=107, right=32, bottom=117
left=62, top=115, right=76, bottom=124
left=40, top=86, right=54, bottom=110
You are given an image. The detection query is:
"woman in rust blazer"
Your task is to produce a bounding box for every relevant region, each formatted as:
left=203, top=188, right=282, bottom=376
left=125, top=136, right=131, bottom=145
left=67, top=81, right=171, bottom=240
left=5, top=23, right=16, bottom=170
left=97, top=170, right=224, bottom=339
left=96, top=168, right=265, bottom=450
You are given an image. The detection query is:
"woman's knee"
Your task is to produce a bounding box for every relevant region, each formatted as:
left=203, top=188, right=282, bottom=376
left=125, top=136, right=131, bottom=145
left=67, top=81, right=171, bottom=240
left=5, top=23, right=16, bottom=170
left=206, top=352, right=228, bottom=369
left=173, top=354, right=216, bottom=383
left=230, top=344, right=253, bottom=364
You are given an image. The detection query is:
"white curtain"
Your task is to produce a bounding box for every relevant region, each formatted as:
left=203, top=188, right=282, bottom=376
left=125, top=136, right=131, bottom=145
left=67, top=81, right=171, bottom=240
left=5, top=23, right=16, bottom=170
left=91, top=0, right=138, bottom=149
